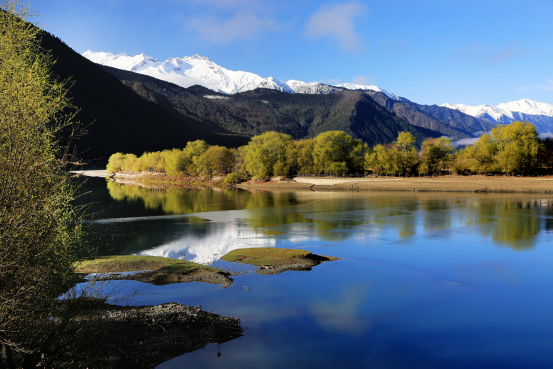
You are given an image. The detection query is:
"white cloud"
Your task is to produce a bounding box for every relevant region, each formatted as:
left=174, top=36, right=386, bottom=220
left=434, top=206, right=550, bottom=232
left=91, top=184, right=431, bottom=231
left=186, top=11, right=279, bottom=43
left=454, top=42, right=520, bottom=66
left=352, top=75, right=375, bottom=85
left=516, top=79, right=553, bottom=92
left=304, top=2, right=368, bottom=53
left=452, top=137, right=479, bottom=147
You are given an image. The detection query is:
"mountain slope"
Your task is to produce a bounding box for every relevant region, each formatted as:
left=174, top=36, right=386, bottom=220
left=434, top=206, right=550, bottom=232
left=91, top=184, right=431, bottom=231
left=37, top=33, right=249, bottom=162
left=101, top=65, right=441, bottom=146
left=365, top=91, right=494, bottom=139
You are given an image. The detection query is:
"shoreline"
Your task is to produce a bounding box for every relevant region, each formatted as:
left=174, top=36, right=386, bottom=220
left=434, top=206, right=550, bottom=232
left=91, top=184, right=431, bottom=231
left=73, top=170, right=553, bottom=194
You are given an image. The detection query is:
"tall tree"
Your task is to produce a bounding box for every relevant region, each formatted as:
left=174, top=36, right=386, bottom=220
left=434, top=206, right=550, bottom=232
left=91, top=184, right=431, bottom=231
left=0, top=1, right=87, bottom=365
left=491, top=121, right=540, bottom=174
left=243, top=132, right=293, bottom=178
left=313, top=131, right=366, bottom=174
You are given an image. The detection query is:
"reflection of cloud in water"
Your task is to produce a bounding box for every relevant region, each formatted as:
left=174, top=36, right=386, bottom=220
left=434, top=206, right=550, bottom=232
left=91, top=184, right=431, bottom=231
left=138, top=222, right=276, bottom=265
left=307, top=284, right=371, bottom=336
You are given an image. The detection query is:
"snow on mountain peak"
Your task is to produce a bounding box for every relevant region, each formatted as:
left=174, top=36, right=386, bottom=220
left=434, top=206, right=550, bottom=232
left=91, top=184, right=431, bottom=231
left=82, top=50, right=406, bottom=99
left=334, top=83, right=405, bottom=101
left=441, top=99, right=553, bottom=133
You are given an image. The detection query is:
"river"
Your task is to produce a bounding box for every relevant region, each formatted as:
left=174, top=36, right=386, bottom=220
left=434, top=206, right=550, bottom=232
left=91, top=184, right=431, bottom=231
left=79, top=177, right=553, bottom=368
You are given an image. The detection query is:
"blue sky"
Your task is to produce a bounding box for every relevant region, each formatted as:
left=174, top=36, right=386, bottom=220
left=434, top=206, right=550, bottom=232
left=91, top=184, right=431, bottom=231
left=31, top=0, right=553, bottom=106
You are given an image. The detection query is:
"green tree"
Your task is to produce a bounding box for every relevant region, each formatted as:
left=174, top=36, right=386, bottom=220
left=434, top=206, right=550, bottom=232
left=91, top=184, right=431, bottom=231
left=0, top=2, right=88, bottom=365
left=313, top=131, right=366, bottom=174
left=106, top=152, right=127, bottom=173
left=163, top=148, right=187, bottom=176
left=184, top=140, right=210, bottom=175
left=419, top=137, right=455, bottom=175
left=395, top=132, right=419, bottom=174
left=197, top=145, right=235, bottom=175
left=365, top=144, right=398, bottom=175
left=491, top=121, right=540, bottom=174
left=243, top=131, right=293, bottom=178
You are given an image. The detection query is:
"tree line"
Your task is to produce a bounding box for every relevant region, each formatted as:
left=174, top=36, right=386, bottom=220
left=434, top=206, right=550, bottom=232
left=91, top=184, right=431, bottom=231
left=108, top=121, right=553, bottom=179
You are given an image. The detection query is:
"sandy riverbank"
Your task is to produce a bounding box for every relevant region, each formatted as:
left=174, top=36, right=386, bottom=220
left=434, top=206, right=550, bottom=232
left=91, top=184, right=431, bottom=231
left=238, top=175, right=553, bottom=193
left=74, top=170, right=553, bottom=193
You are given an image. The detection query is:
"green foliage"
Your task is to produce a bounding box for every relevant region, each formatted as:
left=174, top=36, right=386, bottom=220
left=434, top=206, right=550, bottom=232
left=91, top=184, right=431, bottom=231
left=197, top=145, right=235, bottom=176
left=243, top=131, right=293, bottom=178
left=491, top=121, right=540, bottom=174
left=365, top=144, right=398, bottom=175
left=313, top=131, right=366, bottom=174
left=106, top=152, right=126, bottom=173
left=106, top=122, right=552, bottom=179
left=0, top=2, right=87, bottom=363
left=451, top=121, right=542, bottom=175
left=419, top=137, right=455, bottom=174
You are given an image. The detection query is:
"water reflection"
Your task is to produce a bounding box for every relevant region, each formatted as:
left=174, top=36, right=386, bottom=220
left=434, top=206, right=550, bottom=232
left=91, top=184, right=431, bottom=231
left=80, top=179, right=553, bottom=368
left=85, top=180, right=553, bottom=263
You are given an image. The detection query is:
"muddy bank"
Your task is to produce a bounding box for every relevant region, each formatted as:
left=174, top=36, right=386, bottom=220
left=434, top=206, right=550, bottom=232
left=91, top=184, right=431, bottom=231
left=222, top=247, right=340, bottom=275
left=79, top=302, right=242, bottom=368
left=75, top=255, right=233, bottom=287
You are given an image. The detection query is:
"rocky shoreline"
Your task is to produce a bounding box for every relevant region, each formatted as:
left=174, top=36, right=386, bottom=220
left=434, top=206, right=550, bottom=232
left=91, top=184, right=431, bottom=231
left=84, top=302, right=243, bottom=368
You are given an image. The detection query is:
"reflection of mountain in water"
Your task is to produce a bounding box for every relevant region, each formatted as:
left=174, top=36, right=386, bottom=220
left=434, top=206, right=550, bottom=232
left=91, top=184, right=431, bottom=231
left=138, top=221, right=276, bottom=265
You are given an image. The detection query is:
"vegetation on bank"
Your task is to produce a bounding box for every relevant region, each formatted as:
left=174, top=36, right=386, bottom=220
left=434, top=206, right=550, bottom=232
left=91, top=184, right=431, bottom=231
left=108, top=121, right=553, bottom=179
left=0, top=2, right=100, bottom=366
left=74, top=255, right=225, bottom=275
left=221, top=248, right=314, bottom=267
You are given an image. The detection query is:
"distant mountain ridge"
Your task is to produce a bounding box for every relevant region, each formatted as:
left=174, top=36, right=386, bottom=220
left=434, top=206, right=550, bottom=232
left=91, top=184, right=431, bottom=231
left=82, top=51, right=403, bottom=100
left=441, top=99, right=553, bottom=133
left=100, top=65, right=442, bottom=147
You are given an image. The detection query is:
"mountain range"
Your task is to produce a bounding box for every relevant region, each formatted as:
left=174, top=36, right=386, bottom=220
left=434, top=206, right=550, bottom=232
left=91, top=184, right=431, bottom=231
left=440, top=100, right=553, bottom=133
left=29, top=26, right=553, bottom=165
left=83, top=51, right=553, bottom=134
left=83, top=51, right=405, bottom=100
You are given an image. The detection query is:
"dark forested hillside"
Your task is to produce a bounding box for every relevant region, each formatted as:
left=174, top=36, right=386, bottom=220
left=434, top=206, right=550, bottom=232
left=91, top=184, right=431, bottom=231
left=102, top=66, right=442, bottom=146
left=365, top=91, right=494, bottom=138
left=37, top=31, right=249, bottom=162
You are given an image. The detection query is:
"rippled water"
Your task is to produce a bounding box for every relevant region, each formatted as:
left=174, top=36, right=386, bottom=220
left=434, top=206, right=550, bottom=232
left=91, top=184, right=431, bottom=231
left=80, top=178, right=553, bottom=368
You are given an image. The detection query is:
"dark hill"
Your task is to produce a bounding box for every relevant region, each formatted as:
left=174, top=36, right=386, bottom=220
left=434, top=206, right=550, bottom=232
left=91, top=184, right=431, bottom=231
left=101, top=66, right=442, bottom=146
left=37, top=31, right=249, bottom=163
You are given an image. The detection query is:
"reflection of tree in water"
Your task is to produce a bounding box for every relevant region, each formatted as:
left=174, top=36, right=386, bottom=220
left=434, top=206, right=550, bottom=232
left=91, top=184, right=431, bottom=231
left=466, top=198, right=546, bottom=250
left=107, top=182, right=258, bottom=215
left=105, top=182, right=550, bottom=251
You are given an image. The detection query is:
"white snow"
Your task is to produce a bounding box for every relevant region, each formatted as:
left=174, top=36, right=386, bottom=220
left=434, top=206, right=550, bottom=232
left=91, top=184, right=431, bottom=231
left=82, top=50, right=404, bottom=100
left=334, top=83, right=403, bottom=100
left=441, top=99, right=553, bottom=123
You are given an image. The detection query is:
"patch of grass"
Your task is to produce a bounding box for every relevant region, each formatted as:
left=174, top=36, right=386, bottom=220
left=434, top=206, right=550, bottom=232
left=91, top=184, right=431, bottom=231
left=74, top=255, right=225, bottom=275
left=221, top=248, right=312, bottom=267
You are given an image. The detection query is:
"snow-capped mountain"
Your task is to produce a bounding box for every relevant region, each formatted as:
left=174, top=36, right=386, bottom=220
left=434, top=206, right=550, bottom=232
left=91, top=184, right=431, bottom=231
left=441, top=99, right=553, bottom=133
left=83, top=50, right=402, bottom=99
left=335, top=83, right=409, bottom=102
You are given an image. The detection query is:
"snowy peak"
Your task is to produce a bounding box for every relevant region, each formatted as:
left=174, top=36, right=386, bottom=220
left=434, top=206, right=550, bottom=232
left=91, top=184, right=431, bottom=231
left=497, top=99, right=553, bottom=117
left=441, top=99, right=553, bottom=133
left=82, top=50, right=405, bottom=100
left=335, top=83, right=408, bottom=102
left=287, top=80, right=345, bottom=94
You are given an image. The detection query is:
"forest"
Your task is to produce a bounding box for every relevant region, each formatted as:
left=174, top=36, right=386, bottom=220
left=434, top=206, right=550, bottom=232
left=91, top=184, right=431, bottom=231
left=107, top=121, right=553, bottom=179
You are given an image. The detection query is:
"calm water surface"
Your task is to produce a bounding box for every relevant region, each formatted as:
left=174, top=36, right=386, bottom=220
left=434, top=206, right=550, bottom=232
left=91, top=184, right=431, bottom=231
left=81, top=178, right=553, bottom=368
